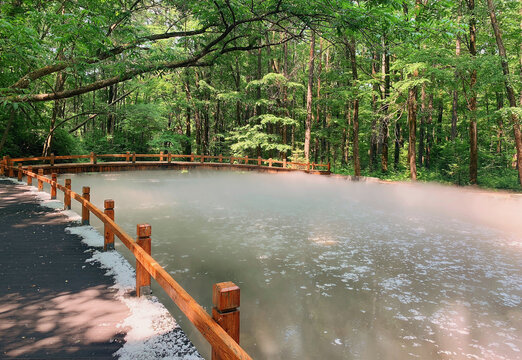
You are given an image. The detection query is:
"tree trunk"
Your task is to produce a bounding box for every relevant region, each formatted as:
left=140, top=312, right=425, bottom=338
left=348, top=38, right=361, bottom=176
left=451, top=8, right=462, bottom=141
left=496, top=92, right=504, bottom=153
left=487, top=0, right=522, bottom=187
left=425, top=92, right=434, bottom=168
left=304, top=31, right=315, bottom=162
left=418, top=83, right=426, bottom=167
left=468, top=0, right=478, bottom=185
left=314, top=37, right=323, bottom=164
left=394, top=120, right=401, bottom=169
left=370, top=51, right=379, bottom=170
left=380, top=40, right=391, bottom=172
left=408, top=70, right=418, bottom=181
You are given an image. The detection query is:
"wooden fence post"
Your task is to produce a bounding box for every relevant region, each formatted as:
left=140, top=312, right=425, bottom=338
left=268, top=158, right=272, bottom=167
left=64, top=179, right=71, bottom=210
left=312, top=162, right=315, bottom=170
left=126, top=151, right=130, bottom=162
left=327, top=162, right=331, bottom=172
left=168, top=151, right=172, bottom=163
left=136, top=224, right=152, bottom=296
left=191, top=153, right=194, bottom=162
left=257, top=156, right=261, bottom=166
left=38, top=169, right=44, bottom=191
left=307, top=162, right=310, bottom=171
left=50, top=153, right=55, bottom=166
left=17, top=163, right=23, bottom=181
left=51, top=173, right=57, bottom=199
left=8, top=161, right=14, bottom=178
left=132, top=152, right=136, bottom=164
left=230, top=156, right=234, bottom=164
left=219, top=154, right=223, bottom=163
left=82, top=187, right=90, bottom=225
left=200, top=154, right=204, bottom=163
left=27, top=166, right=32, bottom=186
left=283, top=158, right=287, bottom=169
left=160, top=151, right=164, bottom=162
left=0, top=156, right=5, bottom=176
left=104, top=199, right=115, bottom=251
left=244, top=156, right=248, bottom=165
left=211, top=282, right=240, bottom=360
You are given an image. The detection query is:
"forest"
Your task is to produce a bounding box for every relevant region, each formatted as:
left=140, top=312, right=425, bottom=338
left=1, top=0, right=521, bottom=189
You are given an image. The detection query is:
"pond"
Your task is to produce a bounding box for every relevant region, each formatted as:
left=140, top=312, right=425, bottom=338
left=64, top=169, right=522, bottom=359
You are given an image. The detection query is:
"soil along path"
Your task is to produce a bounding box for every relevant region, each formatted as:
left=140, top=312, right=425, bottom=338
left=0, top=179, right=201, bottom=359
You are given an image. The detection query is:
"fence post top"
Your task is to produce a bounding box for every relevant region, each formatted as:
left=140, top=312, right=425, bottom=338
left=82, top=186, right=90, bottom=193
left=137, top=224, right=151, bottom=237
left=213, top=282, right=240, bottom=311
left=104, top=199, right=114, bottom=208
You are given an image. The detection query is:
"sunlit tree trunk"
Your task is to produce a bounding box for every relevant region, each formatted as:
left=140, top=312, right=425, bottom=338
left=408, top=69, right=418, bottom=181
left=451, top=7, right=462, bottom=141
left=370, top=51, right=379, bottom=170
left=348, top=38, right=361, bottom=176
left=314, top=37, right=323, bottom=164
left=304, top=31, right=315, bottom=162
left=467, top=0, right=478, bottom=184
left=380, top=39, right=391, bottom=172
left=418, top=83, right=426, bottom=167
left=487, top=0, right=522, bottom=187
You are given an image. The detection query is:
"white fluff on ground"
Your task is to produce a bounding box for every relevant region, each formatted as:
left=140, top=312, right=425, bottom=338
left=5, top=178, right=201, bottom=359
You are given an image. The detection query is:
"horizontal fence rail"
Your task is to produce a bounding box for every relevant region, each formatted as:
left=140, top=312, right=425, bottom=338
left=3, top=152, right=330, bottom=173
left=3, top=163, right=252, bottom=360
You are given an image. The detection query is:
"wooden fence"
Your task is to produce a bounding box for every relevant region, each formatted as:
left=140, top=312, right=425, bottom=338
left=2, top=152, right=330, bottom=173
left=2, top=162, right=251, bottom=360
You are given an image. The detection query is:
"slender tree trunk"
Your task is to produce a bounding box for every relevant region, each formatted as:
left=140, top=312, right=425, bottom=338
left=348, top=38, right=361, bottom=176
left=304, top=31, right=315, bottom=162
left=496, top=92, right=504, bottom=153
left=314, top=37, right=323, bottom=164
left=322, top=47, right=330, bottom=163
left=437, top=98, right=444, bottom=144
left=425, top=92, right=434, bottom=168
left=408, top=70, right=418, bottom=180
left=487, top=0, right=522, bottom=186
left=468, top=0, right=478, bottom=184
left=370, top=51, right=379, bottom=170
left=282, top=40, right=289, bottom=160
left=394, top=120, right=401, bottom=169
left=451, top=8, right=462, bottom=141
left=418, top=83, right=426, bottom=166
left=184, top=70, right=193, bottom=155
left=380, top=41, right=391, bottom=172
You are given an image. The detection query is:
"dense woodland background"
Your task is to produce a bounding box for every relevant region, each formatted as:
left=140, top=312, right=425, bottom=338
left=1, top=0, right=521, bottom=189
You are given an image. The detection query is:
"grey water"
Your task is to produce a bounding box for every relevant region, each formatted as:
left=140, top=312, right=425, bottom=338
left=65, top=169, right=522, bottom=359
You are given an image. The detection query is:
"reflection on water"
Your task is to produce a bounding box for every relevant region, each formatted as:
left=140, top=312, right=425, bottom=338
left=65, top=170, right=522, bottom=359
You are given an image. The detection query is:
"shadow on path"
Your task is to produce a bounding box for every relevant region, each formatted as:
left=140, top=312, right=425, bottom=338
left=0, top=180, right=129, bottom=359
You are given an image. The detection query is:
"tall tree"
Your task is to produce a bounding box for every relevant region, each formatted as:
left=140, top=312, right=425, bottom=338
left=304, top=31, right=315, bottom=162
left=486, top=0, right=522, bottom=187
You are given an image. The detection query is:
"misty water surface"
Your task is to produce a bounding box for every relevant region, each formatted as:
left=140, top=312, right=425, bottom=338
left=64, top=169, right=522, bottom=360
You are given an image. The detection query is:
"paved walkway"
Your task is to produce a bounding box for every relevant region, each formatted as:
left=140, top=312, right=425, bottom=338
left=0, top=179, right=129, bottom=359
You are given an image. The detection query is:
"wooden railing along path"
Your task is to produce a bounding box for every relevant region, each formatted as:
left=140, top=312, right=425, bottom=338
left=1, top=162, right=250, bottom=360
left=1, top=152, right=330, bottom=174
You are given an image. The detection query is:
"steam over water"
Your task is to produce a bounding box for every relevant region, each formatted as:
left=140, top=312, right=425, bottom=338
left=65, top=170, right=522, bottom=359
